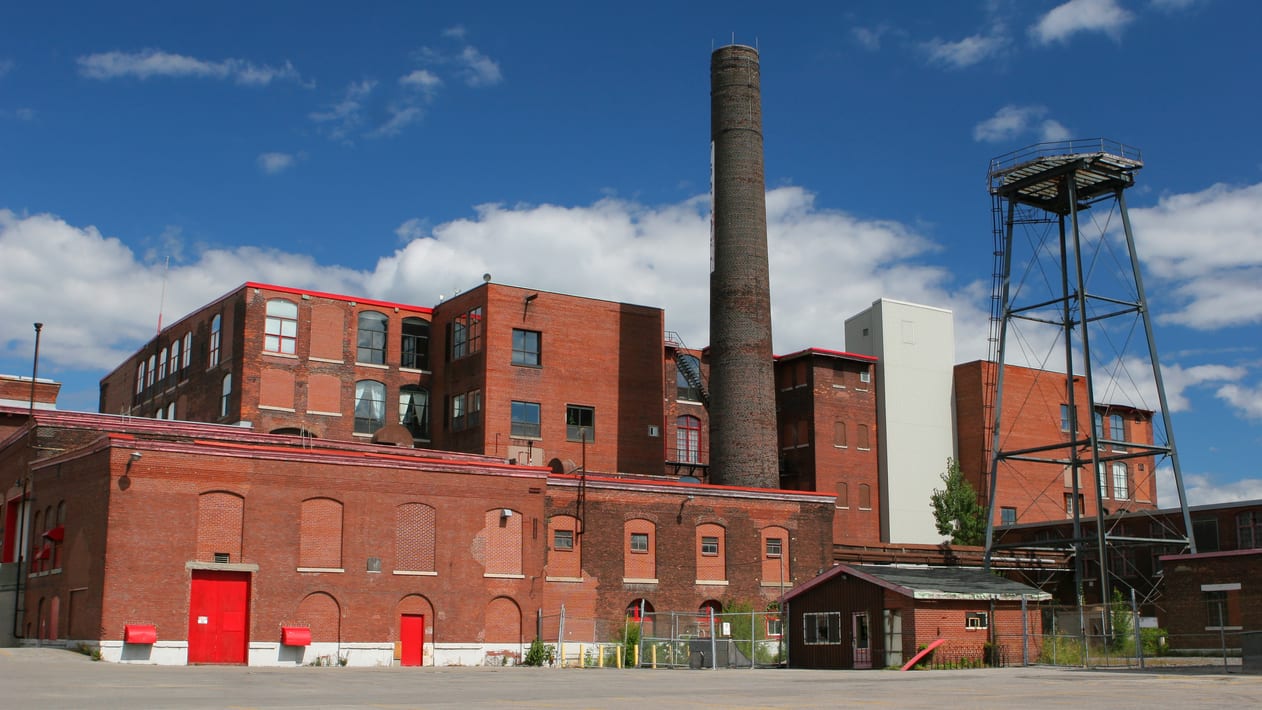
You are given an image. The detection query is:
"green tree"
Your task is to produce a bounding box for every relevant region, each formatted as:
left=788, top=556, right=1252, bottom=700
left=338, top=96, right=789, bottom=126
left=930, top=458, right=985, bottom=545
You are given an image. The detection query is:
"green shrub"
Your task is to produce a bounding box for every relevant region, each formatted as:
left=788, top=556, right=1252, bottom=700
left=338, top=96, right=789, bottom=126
left=523, top=637, right=550, bottom=667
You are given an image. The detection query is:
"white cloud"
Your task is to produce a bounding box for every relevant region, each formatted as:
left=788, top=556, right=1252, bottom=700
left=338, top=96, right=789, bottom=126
left=1156, top=465, right=1262, bottom=506
left=1216, top=383, right=1262, bottom=419
left=309, top=79, right=377, bottom=141
left=77, top=49, right=303, bottom=86
left=369, top=105, right=424, bottom=138
left=924, top=33, right=1006, bottom=68
left=0, top=189, right=987, bottom=379
left=1150, top=0, right=1201, bottom=11
left=456, top=46, right=502, bottom=87
left=257, top=152, right=299, bottom=174
left=1130, top=182, right=1262, bottom=328
left=973, top=104, right=1069, bottom=143
left=852, top=26, right=887, bottom=51
left=2, top=107, right=35, bottom=121
left=442, top=25, right=467, bottom=40
left=400, top=69, right=443, bottom=93
left=1030, top=0, right=1134, bottom=44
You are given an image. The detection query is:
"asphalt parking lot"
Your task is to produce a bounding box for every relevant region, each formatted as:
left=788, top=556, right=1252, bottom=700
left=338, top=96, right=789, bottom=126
left=1, top=647, right=1257, bottom=709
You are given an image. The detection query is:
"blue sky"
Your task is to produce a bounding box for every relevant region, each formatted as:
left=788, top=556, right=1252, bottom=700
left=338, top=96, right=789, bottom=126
left=2, top=0, right=1260, bottom=505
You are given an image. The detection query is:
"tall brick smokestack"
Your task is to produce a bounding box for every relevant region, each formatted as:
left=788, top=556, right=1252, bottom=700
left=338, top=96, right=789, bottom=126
left=709, top=45, right=779, bottom=489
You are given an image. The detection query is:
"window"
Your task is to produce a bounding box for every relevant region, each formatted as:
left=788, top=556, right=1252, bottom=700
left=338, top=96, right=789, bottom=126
left=395, top=503, right=436, bottom=573
left=1064, top=493, right=1084, bottom=518
left=836, top=482, right=849, bottom=508
left=701, top=536, right=719, bottom=556
left=1098, top=463, right=1109, bottom=499
left=630, top=533, right=649, bottom=553
left=676, top=354, right=703, bottom=401
left=803, top=612, right=842, bottom=645
left=833, top=420, right=847, bottom=448
left=299, top=498, right=343, bottom=570
left=856, top=424, right=870, bottom=450
left=399, top=386, right=429, bottom=439
left=511, top=401, right=541, bottom=438
left=554, top=529, right=574, bottom=551
left=696, top=524, right=725, bottom=581
left=209, top=314, right=221, bottom=368
left=166, top=402, right=175, bottom=419
left=357, top=311, right=388, bottom=364
left=451, top=393, right=466, bottom=431
left=158, top=347, right=168, bottom=382
left=512, top=329, right=541, bottom=366
left=624, top=520, right=656, bottom=581
left=1112, top=462, right=1129, bottom=500
left=1204, top=586, right=1242, bottom=629
left=147, top=354, right=156, bottom=387
left=676, top=415, right=701, bottom=463
left=1110, top=413, right=1126, bottom=450
left=135, top=362, right=145, bottom=395
left=1060, top=404, right=1072, bottom=432
left=467, top=389, right=481, bottom=428
left=1001, top=507, right=1017, bottom=525
left=766, top=616, right=784, bottom=638
left=169, top=340, right=180, bottom=376
left=566, top=405, right=595, bottom=442
left=765, top=537, right=782, bottom=557
left=265, top=299, right=299, bottom=355
left=400, top=317, right=430, bottom=370
left=449, top=306, right=483, bottom=360
left=966, top=612, right=989, bottom=629
left=354, top=380, right=386, bottom=434
left=858, top=483, right=872, bottom=510
left=1237, top=511, right=1262, bottom=549
left=219, top=373, right=232, bottom=418
left=1094, top=411, right=1104, bottom=440
left=182, top=332, right=192, bottom=368
left=859, top=370, right=871, bottom=385
left=1192, top=519, right=1220, bottom=552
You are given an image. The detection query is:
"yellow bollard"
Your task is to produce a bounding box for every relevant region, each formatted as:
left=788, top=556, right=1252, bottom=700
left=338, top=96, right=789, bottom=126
left=578, top=643, right=585, bottom=667
left=616, top=646, right=623, bottom=669
left=598, top=645, right=604, bottom=668
left=650, top=644, right=657, bottom=669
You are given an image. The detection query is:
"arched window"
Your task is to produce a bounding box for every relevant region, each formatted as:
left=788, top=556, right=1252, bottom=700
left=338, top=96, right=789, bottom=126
left=167, top=402, right=176, bottom=419
left=399, top=386, right=430, bottom=440
left=264, top=299, right=299, bottom=354
left=158, top=347, right=168, bottom=382
left=1112, top=462, right=1129, bottom=501
left=220, top=373, right=232, bottom=418
left=395, top=503, right=436, bottom=573
left=146, top=354, right=156, bottom=387
left=696, top=523, right=726, bottom=583
left=401, top=317, right=430, bottom=370
left=169, top=339, right=180, bottom=376
left=182, top=332, right=192, bottom=368
left=299, top=498, right=343, bottom=569
left=357, top=311, right=388, bottom=364
left=676, top=415, right=701, bottom=463
left=354, top=380, right=386, bottom=434
left=624, top=519, right=656, bottom=582
left=135, top=361, right=145, bottom=395
left=209, top=314, right=222, bottom=368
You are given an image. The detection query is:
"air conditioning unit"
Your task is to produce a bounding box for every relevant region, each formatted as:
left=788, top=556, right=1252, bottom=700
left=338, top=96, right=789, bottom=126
left=647, top=425, right=660, bottom=437
left=501, top=508, right=513, bottom=518
left=720, top=622, right=731, bottom=637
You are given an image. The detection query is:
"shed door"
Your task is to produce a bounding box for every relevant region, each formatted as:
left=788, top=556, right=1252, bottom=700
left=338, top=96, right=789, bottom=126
left=188, top=570, right=250, bottom=664
left=852, top=612, right=871, bottom=669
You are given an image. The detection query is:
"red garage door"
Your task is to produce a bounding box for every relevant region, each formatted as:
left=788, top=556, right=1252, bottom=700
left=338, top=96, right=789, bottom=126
left=188, top=570, right=250, bottom=664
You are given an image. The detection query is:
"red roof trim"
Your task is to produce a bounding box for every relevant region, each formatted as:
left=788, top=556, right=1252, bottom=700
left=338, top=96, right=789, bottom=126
left=247, top=282, right=433, bottom=315
left=548, top=472, right=835, bottom=502
left=190, top=438, right=549, bottom=475
left=775, top=347, right=877, bottom=363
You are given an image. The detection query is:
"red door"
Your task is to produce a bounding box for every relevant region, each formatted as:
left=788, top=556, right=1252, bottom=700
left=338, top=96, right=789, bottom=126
left=400, top=614, right=425, bottom=666
left=188, top=570, right=250, bottom=664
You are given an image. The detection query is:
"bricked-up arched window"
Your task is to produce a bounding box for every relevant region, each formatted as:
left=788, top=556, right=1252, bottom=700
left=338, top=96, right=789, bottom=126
left=484, top=597, right=521, bottom=643
left=209, top=314, right=222, bottom=368
left=395, top=503, right=436, bottom=573
left=547, top=514, right=581, bottom=578
left=676, top=415, right=701, bottom=463
left=399, top=386, right=430, bottom=440
left=482, top=508, right=523, bottom=576
left=858, top=483, right=872, bottom=510
left=624, top=519, right=656, bottom=582
left=296, top=592, right=341, bottom=642
left=696, top=523, right=726, bottom=583
left=761, top=526, right=790, bottom=587
left=299, top=498, right=343, bottom=570
left=354, top=380, right=386, bottom=434
left=197, top=491, right=244, bottom=563
left=357, top=310, right=388, bottom=364
left=836, top=481, right=849, bottom=508
left=264, top=299, right=299, bottom=355
left=401, top=317, right=430, bottom=371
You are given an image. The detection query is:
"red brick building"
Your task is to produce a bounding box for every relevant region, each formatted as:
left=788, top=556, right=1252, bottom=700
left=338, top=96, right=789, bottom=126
left=955, top=360, right=1158, bottom=527
left=774, top=348, right=880, bottom=546
left=0, top=407, right=833, bottom=665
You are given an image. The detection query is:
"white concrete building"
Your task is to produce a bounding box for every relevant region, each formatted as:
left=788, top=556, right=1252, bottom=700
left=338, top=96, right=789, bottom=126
left=844, top=299, right=956, bottom=544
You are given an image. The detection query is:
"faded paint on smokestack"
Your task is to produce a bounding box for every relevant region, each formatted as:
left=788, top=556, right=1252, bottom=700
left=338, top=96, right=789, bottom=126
left=709, top=44, right=779, bottom=489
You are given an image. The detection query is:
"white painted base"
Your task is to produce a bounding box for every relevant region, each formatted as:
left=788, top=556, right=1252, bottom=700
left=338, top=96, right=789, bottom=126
left=50, top=637, right=523, bottom=667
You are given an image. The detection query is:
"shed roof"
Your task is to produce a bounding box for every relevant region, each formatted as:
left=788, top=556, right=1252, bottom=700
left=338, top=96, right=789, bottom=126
left=786, top=563, right=1051, bottom=602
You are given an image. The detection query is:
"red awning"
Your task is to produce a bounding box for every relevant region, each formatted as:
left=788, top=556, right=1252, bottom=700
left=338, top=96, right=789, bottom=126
left=124, top=624, right=157, bottom=644
left=281, top=626, right=312, bottom=646
left=42, top=525, right=64, bottom=542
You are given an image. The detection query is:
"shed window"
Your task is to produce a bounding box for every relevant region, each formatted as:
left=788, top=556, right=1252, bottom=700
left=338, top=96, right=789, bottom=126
left=803, top=612, right=842, bottom=645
